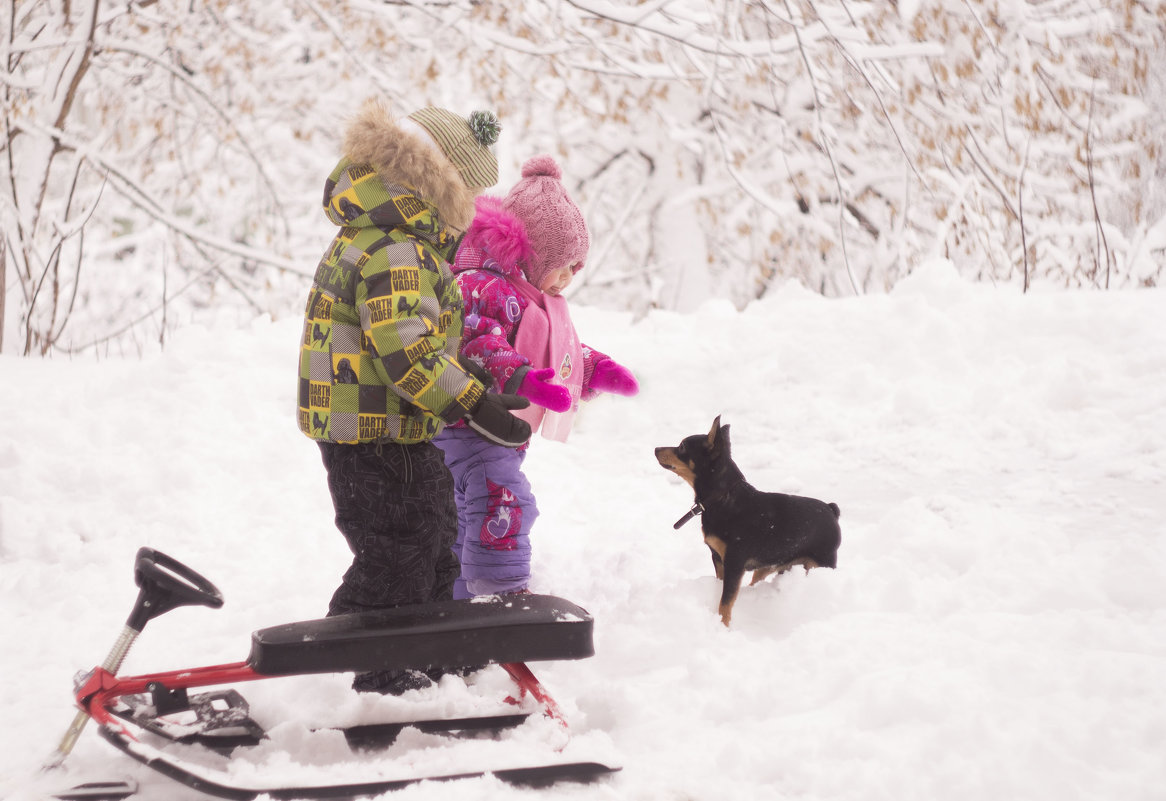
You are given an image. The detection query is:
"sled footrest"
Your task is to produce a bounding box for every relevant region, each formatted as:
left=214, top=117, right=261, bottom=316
left=247, top=594, right=594, bottom=676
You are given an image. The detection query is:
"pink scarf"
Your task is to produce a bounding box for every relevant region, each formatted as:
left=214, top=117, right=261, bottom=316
left=506, top=274, right=583, bottom=443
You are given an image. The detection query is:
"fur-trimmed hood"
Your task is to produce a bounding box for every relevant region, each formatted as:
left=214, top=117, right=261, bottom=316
left=451, top=196, right=537, bottom=281
left=326, top=100, right=477, bottom=230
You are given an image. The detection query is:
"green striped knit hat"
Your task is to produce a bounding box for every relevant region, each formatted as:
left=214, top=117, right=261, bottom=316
left=406, top=107, right=501, bottom=190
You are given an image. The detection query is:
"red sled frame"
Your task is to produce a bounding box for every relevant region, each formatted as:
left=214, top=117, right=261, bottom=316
left=46, top=547, right=617, bottom=800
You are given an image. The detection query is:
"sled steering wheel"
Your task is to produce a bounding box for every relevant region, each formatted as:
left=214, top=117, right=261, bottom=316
left=126, top=547, right=224, bottom=632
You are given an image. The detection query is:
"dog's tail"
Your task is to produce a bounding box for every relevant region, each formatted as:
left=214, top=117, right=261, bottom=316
left=828, top=502, right=841, bottom=519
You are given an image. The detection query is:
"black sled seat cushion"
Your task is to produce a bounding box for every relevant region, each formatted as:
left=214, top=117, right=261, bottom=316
left=247, top=594, right=595, bottom=676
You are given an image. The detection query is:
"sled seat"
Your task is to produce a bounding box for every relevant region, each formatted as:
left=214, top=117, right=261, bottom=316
left=247, top=594, right=594, bottom=676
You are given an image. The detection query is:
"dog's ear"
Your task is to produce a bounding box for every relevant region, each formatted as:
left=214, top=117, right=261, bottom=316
left=716, top=423, right=731, bottom=456
left=707, top=416, right=730, bottom=456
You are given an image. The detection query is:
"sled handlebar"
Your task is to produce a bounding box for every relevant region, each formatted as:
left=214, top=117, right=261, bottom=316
left=44, top=547, right=225, bottom=771
left=126, top=547, right=224, bottom=632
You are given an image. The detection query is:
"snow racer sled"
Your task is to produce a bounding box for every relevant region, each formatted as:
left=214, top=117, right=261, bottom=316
left=47, top=547, right=619, bottom=799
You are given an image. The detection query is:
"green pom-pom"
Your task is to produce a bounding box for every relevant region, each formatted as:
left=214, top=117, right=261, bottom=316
left=468, top=110, right=501, bottom=147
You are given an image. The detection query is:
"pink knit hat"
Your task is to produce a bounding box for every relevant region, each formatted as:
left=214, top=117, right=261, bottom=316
left=502, top=156, right=590, bottom=288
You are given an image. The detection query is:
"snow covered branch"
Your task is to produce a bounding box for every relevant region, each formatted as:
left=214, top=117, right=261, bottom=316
left=2, top=0, right=1162, bottom=354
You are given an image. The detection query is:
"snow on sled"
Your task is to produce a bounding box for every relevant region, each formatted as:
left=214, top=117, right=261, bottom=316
left=45, top=547, right=619, bottom=799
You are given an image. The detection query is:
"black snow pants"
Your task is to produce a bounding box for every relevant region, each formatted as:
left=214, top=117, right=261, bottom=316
left=318, top=440, right=460, bottom=617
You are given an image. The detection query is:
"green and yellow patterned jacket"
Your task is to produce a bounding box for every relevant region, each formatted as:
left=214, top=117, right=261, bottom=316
left=297, top=103, right=485, bottom=445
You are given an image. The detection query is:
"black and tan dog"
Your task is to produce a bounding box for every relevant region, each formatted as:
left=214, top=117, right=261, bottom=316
left=655, top=416, right=841, bottom=626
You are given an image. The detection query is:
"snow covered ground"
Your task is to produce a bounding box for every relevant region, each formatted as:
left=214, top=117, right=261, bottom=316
left=1, top=261, right=1164, bottom=801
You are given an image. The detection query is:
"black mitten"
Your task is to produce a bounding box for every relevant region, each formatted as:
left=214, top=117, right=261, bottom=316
left=464, top=393, right=532, bottom=448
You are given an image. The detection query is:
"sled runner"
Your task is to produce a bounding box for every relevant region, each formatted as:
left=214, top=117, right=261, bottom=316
left=47, top=547, right=618, bottom=799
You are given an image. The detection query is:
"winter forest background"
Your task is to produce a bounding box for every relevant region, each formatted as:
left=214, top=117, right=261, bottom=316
left=3, top=0, right=1165, bottom=357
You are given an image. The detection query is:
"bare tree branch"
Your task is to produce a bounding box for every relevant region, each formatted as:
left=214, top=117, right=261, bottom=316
left=783, top=0, right=860, bottom=295
left=1019, top=137, right=1030, bottom=293
left=1085, top=82, right=1113, bottom=289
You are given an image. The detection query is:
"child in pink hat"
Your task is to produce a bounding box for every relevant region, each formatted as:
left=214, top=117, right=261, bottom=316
left=434, top=155, right=639, bottom=598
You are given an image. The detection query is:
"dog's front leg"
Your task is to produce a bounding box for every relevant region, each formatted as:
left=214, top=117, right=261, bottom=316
left=708, top=547, right=724, bottom=580
left=718, top=556, right=747, bottom=627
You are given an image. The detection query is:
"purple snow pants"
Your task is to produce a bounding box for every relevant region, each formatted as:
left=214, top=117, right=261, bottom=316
left=433, top=427, right=538, bottom=598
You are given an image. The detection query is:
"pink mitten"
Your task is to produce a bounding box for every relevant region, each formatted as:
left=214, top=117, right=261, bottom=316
left=517, top=367, right=572, bottom=412
left=590, top=359, right=639, bottom=397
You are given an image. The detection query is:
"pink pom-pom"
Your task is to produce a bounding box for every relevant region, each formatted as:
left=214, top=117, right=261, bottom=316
left=521, top=155, right=561, bottom=180
left=464, top=196, right=536, bottom=267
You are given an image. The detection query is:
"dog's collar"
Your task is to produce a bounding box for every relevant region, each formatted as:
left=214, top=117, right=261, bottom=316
left=673, top=501, right=705, bottom=530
